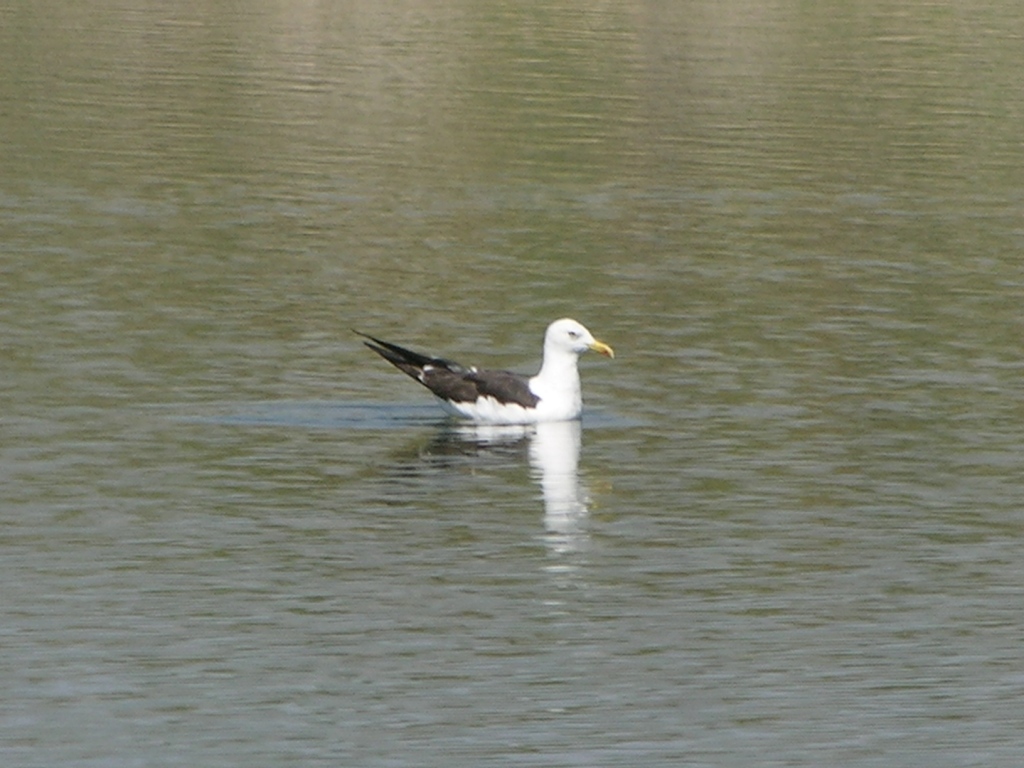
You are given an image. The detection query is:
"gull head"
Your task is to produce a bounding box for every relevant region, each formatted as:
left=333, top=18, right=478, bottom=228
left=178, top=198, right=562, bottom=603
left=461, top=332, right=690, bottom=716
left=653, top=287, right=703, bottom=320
left=545, top=318, right=614, bottom=358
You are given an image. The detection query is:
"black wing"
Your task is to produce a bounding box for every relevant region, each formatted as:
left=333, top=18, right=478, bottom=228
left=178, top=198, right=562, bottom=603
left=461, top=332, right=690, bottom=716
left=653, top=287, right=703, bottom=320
left=355, top=331, right=469, bottom=376
left=356, top=331, right=540, bottom=408
left=464, top=369, right=539, bottom=408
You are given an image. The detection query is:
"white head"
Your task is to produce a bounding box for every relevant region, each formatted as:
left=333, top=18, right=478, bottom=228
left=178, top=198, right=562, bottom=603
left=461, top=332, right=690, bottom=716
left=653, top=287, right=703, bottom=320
left=544, top=318, right=614, bottom=358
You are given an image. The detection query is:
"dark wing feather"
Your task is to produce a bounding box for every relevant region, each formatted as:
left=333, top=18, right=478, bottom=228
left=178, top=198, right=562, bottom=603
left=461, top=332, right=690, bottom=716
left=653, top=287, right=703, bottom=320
left=355, top=331, right=469, bottom=374
left=419, top=368, right=485, bottom=403
left=465, top=369, right=540, bottom=408
left=356, top=330, right=540, bottom=408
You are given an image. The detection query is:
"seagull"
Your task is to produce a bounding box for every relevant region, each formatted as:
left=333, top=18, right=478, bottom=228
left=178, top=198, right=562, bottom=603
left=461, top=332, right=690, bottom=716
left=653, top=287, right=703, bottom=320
left=357, top=318, right=614, bottom=424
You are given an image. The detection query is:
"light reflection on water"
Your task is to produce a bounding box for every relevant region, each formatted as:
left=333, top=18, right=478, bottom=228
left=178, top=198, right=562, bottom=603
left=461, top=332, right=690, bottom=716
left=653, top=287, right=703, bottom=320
left=209, top=403, right=603, bottom=562
left=443, top=420, right=592, bottom=556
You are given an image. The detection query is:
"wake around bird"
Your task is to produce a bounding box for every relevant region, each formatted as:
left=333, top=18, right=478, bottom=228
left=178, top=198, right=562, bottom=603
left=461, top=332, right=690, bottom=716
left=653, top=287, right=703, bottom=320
left=357, top=318, right=614, bottom=425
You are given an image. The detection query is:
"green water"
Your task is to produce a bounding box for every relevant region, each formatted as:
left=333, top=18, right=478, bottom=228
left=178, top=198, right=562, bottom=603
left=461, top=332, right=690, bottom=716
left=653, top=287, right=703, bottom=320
left=3, top=2, right=1024, bottom=766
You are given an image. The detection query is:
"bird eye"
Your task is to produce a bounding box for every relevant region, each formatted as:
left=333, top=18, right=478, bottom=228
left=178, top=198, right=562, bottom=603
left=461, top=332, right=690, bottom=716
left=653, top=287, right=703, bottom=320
left=567, top=330, right=579, bottom=339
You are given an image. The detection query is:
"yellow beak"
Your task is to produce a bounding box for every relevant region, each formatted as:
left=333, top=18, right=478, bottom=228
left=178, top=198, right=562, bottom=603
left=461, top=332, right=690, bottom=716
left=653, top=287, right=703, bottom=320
left=589, top=339, right=615, bottom=358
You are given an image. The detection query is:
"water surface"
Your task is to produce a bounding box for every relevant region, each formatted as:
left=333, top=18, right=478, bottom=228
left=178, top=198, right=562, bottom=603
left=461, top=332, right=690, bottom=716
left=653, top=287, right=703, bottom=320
left=3, top=2, right=1024, bottom=766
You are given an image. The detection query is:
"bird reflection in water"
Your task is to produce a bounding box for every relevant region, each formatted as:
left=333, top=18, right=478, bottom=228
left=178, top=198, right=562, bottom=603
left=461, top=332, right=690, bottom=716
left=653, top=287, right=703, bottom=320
left=442, top=419, right=590, bottom=556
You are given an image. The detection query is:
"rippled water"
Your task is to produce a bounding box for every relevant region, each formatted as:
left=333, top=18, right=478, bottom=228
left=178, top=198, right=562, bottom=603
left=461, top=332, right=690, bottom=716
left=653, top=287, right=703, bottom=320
left=3, top=2, right=1024, bottom=766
